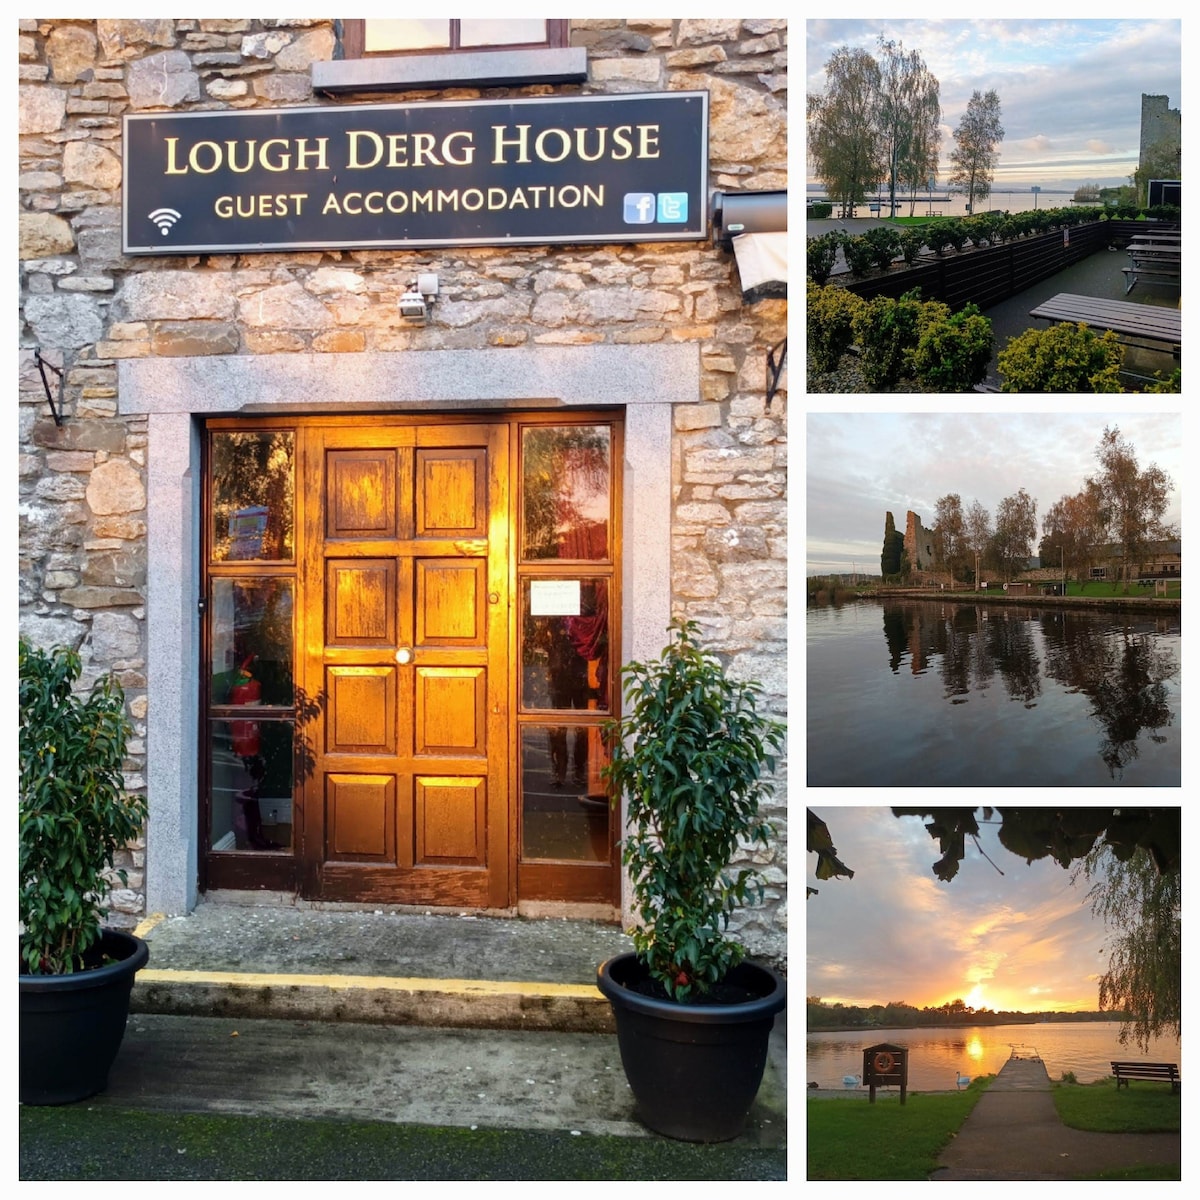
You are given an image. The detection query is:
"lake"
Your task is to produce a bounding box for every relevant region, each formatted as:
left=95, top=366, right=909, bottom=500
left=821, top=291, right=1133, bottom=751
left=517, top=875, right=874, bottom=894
left=807, top=1022, right=1181, bottom=1091
left=806, top=185, right=1076, bottom=220
left=807, top=600, right=1181, bottom=786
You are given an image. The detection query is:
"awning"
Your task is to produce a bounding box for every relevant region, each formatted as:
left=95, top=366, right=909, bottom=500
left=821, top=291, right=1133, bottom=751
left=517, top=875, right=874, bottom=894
left=731, top=231, right=787, bottom=295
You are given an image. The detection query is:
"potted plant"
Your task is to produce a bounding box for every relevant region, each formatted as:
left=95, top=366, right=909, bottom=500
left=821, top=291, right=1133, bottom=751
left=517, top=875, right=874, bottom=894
left=596, top=619, right=786, bottom=1142
left=19, top=636, right=150, bottom=1105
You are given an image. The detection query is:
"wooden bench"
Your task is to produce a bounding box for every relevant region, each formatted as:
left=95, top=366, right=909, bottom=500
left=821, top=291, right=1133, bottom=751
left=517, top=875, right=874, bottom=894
left=1029, top=294, right=1181, bottom=357
left=1122, top=264, right=1182, bottom=294
left=1110, top=1061, right=1180, bottom=1092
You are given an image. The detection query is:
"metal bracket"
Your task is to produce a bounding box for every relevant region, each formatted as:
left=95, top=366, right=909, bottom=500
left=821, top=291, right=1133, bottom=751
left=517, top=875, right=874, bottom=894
left=34, top=350, right=65, bottom=426
left=766, top=337, right=787, bottom=404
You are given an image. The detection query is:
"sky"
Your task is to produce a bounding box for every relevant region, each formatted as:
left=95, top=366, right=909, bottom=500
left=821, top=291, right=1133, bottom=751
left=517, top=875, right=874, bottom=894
left=806, top=17, right=1182, bottom=193
left=807, top=807, right=1131, bottom=1012
left=805, top=410, right=1183, bottom=576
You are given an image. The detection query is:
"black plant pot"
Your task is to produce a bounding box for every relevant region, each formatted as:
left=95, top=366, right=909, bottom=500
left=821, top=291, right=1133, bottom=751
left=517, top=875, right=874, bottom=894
left=597, top=951, right=786, bottom=1142
left=19, top=928, right=149, bottom=1105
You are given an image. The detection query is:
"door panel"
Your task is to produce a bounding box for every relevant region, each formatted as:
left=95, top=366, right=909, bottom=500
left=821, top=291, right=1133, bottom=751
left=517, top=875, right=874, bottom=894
left=302, top=422, right=510, bottom=906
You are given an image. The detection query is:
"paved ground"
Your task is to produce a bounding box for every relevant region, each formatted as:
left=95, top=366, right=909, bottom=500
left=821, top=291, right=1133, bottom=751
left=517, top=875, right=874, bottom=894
left=20, top=899, right=788, bottom=1180
left=930, top=1056, right=1180, bottom=1181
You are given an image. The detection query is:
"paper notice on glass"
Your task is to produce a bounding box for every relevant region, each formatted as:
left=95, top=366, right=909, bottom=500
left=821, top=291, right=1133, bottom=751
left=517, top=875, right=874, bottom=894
left=530, top=579, right=581, bottom=616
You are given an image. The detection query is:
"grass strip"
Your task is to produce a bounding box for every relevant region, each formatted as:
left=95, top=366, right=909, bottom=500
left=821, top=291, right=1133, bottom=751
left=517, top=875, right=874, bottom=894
left=807, top=1078, right=989, bottom=1180
left=19, top=1106, right=787, bottom=1181
left=1051, top=1077, right=1181, bottom=1134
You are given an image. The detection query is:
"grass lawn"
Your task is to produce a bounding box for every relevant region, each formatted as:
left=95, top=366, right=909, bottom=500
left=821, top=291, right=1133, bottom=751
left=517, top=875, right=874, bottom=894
left=1065, top=580, right=1181, bottom=599
left=1052, top=1077, right=1181, bottom=1134
left=807, top=1078, right=991, bottom=1180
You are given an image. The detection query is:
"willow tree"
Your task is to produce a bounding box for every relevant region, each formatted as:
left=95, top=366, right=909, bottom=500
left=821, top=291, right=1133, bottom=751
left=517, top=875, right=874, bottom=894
left=1073, top=844, right=1180, bottom=1051
left=807, top=45, right=883, bottom=219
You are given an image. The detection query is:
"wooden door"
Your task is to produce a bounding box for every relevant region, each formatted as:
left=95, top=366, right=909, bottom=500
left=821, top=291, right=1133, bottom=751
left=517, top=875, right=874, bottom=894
left=299, top=421, right=510, bottom=906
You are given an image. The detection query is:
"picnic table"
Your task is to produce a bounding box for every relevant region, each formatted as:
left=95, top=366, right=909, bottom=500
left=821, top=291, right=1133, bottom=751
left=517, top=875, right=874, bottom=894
left=1029, top=294, right=1180, bottom=356
left=1123, top=233, right=1181, bottom=293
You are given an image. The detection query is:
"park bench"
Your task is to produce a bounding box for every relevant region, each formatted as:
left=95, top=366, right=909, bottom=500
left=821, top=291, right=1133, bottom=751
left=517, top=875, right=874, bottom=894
left=1110, top=1061, right=1180, bottom=1092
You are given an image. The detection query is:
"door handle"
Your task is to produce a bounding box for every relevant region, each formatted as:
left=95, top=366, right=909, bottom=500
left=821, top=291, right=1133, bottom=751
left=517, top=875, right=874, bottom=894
left=395, top=647, right=413, bottom=664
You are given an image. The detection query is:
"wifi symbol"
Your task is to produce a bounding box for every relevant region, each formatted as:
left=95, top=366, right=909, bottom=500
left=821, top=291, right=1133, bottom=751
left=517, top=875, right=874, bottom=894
left=148, top=208, right=182, bottom=236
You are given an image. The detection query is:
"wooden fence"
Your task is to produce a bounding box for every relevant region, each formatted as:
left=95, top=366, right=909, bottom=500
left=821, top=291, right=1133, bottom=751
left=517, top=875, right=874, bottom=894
left=839, top=221, right=1152, bottom=309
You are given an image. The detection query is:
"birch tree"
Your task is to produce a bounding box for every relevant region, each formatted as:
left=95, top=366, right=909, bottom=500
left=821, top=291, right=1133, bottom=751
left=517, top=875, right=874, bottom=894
left=807, top=46, right=883, bottom=219
left=949, top=89, right=1004, bottom=215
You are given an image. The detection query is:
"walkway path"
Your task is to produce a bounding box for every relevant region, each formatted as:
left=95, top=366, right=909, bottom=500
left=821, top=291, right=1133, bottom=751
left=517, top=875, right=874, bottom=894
left=930, top=1054, right=1180, bottom=1181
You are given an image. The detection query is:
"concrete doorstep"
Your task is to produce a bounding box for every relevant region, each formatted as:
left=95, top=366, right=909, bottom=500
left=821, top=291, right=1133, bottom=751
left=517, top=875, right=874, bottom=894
left=92, top=902, right=788, bottom=1149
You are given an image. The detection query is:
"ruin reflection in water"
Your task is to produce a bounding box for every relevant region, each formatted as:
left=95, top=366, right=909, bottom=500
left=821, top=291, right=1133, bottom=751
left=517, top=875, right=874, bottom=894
left=807, top=601, right=1181, bottom=786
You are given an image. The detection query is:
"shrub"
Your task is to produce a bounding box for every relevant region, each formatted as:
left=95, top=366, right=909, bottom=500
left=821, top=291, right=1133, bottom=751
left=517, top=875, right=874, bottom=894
left=998, top=322, right=1125, bottom=392
left=862, top=225, right=902, bottom=270
left=899, top=227, right=926, bottom=264
left=842, top=233, right=877, bottom=276
left=926, top=220, right=961, bottom=254
left=908, top=303, right=994, bottom=391
left=602, top=619, right=784, bottom=999
left=852, top=287, right=943, bottom=390
left=806, top=233, right=841, bottom=285
left=1143, top=368, right=1181, bottom=393
left=808, top=201, right=833, bottom=219
left=807, top=281, right=864, bottom=374
left=19, top=638, right=144, bottom=975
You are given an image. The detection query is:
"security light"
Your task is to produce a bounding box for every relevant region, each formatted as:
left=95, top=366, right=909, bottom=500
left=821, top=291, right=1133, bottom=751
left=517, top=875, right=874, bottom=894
left=399, top=273, right=439, bottom=323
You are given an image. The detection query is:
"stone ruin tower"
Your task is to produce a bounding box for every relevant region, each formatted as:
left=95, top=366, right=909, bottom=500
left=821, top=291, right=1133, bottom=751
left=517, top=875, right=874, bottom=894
left=1140, top=93, right=1181, bottom=172
left=904, top=510, right=936, bottom=572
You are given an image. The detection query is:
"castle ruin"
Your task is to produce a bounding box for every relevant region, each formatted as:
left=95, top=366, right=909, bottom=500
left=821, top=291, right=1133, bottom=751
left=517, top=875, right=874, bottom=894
left=904, top=510, right=937, bottom=572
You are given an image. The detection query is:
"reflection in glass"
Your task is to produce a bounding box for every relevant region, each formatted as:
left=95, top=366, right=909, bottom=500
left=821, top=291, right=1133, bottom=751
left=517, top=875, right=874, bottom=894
left=364, top=19, right=451, bottom=51
left=211, top=430, right=294, bottom=561
left=522, top=425, right=611, bottom=560
left=521, top=726, right=610, bottom=861
left=209, top=718, right=293, bottom=851
left=210, top=579, right=294, bottom=706
left=521, top=578, right=608, bottom=711
left=461, top=19, right=546, bottom=46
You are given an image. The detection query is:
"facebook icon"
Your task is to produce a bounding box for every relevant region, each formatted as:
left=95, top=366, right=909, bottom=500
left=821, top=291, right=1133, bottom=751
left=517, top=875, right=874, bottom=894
left=623, top=193, right=656, bottom=224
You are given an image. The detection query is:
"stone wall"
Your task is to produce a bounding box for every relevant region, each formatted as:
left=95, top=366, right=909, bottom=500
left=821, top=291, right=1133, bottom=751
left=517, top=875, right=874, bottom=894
left=18, top=18, right=787, bottom=959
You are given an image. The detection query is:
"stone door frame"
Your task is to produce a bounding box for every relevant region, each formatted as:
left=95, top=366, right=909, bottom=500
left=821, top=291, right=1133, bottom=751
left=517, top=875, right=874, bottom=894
left=119, top=343, right=697, bottom=916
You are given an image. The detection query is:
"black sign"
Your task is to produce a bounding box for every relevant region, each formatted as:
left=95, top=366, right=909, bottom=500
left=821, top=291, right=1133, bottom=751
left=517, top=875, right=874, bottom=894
left=122, top=92, right=709, bottom=255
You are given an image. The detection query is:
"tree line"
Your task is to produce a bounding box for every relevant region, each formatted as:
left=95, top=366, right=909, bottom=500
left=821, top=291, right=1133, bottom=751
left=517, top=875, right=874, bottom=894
left=808, top=36, right=1004, bottom=218
left=880, top=426, right=1175, bottom=586
left=807, top=996, right=1125, bottom=1030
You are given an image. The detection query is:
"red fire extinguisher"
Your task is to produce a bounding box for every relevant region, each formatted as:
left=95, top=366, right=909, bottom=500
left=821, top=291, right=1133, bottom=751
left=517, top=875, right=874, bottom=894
left=229, top=655, right=262, bottom=758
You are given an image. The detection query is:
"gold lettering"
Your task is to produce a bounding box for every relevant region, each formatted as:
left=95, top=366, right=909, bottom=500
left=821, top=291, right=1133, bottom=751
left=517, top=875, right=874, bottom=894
left=347, top=131, right=383, bottom=170
left=611, top=126, right=633, bottom=161
left=225, top=140, right=257, bottom=174
left=164, top=137, right=187, bottom=175
left=294, top=138, right=329, bottom=171
left=574, top=126, right=608, bottom=163
left=215, top=195, right=233, bottom=218
left=322, top=192, right=342, bottom=214
left=364, top=191, right=383, bottom=214
left=386, top=134, right=410, bottom=168
left=443, top=132, right=475, bottom=166
left=534, top=128, right=571, bottom=163
left=637, top=125, right=660, bottom=159
left=412, top=132, right=440, bottom=167
left=189, top=141, right=222, bottom=174
left=492, top=124, right=531, bottom=164
left=260, top=139, right=290, bottom=172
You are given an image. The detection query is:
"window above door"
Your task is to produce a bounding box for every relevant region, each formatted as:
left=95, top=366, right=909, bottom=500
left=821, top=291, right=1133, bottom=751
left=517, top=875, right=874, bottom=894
left=314, top=18, right=586, bottom=94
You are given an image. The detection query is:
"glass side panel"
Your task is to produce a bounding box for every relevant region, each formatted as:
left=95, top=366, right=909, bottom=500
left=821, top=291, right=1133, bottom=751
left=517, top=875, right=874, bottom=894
left=210, top=578, right=294, bottom=707
left=364, top=19, right=452, bottom=52
left=209, top=718, right=294, bottom=852
left=521, top=425, right=611, bottom=561
left=460, top=19, right=547, bottom=46
left=520, top=577, right=609, bottom=712
left=520, top=725, right=610, bottom=862
left=211, top=430, right=294, bottom=562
